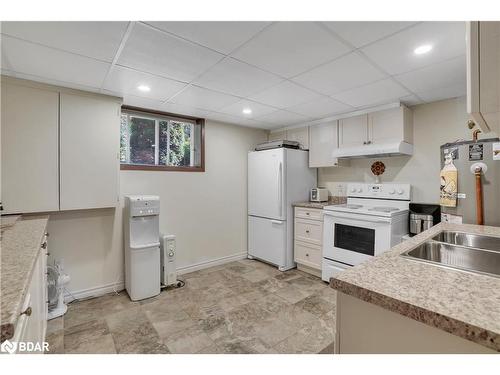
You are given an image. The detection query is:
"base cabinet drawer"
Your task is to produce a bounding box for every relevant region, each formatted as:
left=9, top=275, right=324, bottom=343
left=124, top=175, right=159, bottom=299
left=295, top=207, right=324, bottom=221
left=295, top=218, right=323, bottom=245
left=294, top=241, right=322, bottom=269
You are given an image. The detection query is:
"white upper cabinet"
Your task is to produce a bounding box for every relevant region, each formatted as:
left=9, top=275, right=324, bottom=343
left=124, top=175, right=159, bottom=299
left=286, top=126, right=309, bottom=149
left=467, top=21, right=500, bottom=133
left=309, top=121, right=340, bottom=167
left=338, top=114, right=368, bottom=148
left=1, top=82, right=59, bottom=214
left=60, top=93, right=121, bottom=210
left=368, top=106, right=413, bottom=145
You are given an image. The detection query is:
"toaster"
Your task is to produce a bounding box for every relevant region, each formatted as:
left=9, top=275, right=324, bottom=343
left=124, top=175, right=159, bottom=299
left=310, top=188, right=329, bottom=202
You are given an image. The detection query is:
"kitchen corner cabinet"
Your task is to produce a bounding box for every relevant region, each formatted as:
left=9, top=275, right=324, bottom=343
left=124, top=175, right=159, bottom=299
left=338, top=106, right=412, bottom=148
left=13, top=234, right=48, bottom=354
left=60, top=93, right=120, bottom=210
left=309, top=120, right=343, bottom=167
left=294, top=207, right=323, bottom=277
left=0, top=77, right=121, bottom=213
left=1, top=83, right=59, bottom=214
left=467, top=21, right=500, bottom=134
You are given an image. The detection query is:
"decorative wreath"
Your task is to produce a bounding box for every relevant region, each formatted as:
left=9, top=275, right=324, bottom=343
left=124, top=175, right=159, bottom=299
left=371, top=161, right=386, bottom=176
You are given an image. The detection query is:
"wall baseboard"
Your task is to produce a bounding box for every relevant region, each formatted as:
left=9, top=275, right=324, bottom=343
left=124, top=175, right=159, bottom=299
left=177, top=252, right=248, bottom=275
left=64, top=281, right=125, bottom=303
left=64, top=252, right=248, bottom=302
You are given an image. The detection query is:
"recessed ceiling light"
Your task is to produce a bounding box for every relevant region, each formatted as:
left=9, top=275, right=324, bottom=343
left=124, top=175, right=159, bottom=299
left=137, top=85, right=151, bottom=92
left=242, top=108, right=252, bottom=115
left=414, top=44, right=433, bottom=55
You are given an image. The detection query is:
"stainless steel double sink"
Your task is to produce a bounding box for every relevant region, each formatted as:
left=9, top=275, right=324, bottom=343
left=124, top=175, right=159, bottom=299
left=401, top=231, right=500, bottom=278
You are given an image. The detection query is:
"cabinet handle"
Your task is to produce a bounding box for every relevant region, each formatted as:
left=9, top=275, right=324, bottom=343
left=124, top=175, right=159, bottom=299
left=306, top=253, right=309, bottom=257
left=305, top=230, right=310, bottom=233
left=41, top=242, right=47, bottom=249
left=305, top=212, right=310, bottom=215
left=46, top=252, right=50, bottom=256
left=45, top=232, right=49, bottom=237
left=21, top=307, right=32, bottom=316
left=367, top=140, right=372, bottom=145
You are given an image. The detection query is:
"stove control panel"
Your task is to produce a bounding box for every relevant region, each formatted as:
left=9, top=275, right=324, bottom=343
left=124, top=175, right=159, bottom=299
left=347, top=183, right=411, bottom=200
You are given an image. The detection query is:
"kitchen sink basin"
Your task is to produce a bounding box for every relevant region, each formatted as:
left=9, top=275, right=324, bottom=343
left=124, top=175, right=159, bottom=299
left=401, top=240, right=500, bottom=278
left=432, top=231, right=500, bottom=251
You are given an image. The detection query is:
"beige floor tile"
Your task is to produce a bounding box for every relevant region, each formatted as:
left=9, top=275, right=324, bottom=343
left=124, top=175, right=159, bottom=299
left=241, top=269, right=271, bottom=283
left=214, top=335, right=272, bottom=354
left=46, top=317, right=64, bottom=335
left=275, top=284, right=312, bottom=304
left=164, top=325, right=214, bottom=354
left=251, top=317, right=298, bottom=347
left=64, top=319, right=110, bottom=352
left=254, top=277, right=288, bottom=294
left=151, top=316, right=197, bottom=339
left=257, top=293, right=290, bottom=314
left=294, top=294, right=336, bottom=317
left=46, top=330, right=64, bottom=354
left=275, top=303, right=317, bottom=330
left=66, top=334, right=117, bottom=354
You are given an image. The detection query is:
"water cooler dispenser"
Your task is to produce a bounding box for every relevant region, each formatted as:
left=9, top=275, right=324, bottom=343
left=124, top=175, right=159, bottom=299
left=124, top=195, right=161, bottom=301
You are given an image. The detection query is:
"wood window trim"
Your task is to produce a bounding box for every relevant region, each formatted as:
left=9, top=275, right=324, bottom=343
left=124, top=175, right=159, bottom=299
left=120, top=105, right=205, bottom=172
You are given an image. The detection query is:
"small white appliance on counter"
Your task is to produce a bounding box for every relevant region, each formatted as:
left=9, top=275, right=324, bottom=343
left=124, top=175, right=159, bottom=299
left=160, top=234, right=177, bottom=287
left=248, top=147, right=317, bottom=271
left=322, top=183, right=410, bottom=282
left=124, top=195, right=161, bottom=301
left=310, top=188, right=329, bottom=202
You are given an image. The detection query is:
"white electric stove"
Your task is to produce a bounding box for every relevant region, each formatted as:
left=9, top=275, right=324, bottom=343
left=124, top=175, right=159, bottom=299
left=322, top=183, right=411, bottom=282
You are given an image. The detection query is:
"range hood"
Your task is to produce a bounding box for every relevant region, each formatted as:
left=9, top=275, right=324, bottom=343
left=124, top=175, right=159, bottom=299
left=332, top=141, right=414, bottom=159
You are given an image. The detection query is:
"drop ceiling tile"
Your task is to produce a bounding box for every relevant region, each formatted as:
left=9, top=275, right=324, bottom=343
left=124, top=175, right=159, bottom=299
left=118, top=23, right=223, bottom=82
left=145, top=21, right=270, bottom=54
left=103, top=66, right=187, bottom=101
left=331, top=78, right=410, bottom=108
left=292, top=52, right=386, bottom=95
left=249, top=81, right=323, bottom=109
left=323, top=22, right=417, bottom=48
left=288, top=96, right=353, bottom=118
left=205, top=112, right=267, bottom=128
left=219, top=99, right=278, bottom=118
left=169, top=85, right=240, bottom=111
left=160, top=102, right=214, bottom=118
left=361, top=22, right=466, bottom=75
left=394, top=55, right=466, bottom=95
left=415, top=83, right=466, bottom=103
left=400, top=94, right=424, bottom=106
left=232, top=22, right=352, bottom=78
left=1, top=35, right=110, bottom=88
left=193, top=58, right=283, bottom=97
left=1, top=21, right=129, bottom=62
left=255, top=109, right=310, bottom=126
left=121, top=94, right=166, bottom=112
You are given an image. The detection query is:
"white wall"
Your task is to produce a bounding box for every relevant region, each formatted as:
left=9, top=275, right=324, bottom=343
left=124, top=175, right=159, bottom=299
left=319, top=97, right=497, bottom=203
left=47, top=120, right=267, bottom=296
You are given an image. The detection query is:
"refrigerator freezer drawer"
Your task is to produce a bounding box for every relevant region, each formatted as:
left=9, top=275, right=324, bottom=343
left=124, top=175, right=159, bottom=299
left=248, top=216, right=286, bottom=267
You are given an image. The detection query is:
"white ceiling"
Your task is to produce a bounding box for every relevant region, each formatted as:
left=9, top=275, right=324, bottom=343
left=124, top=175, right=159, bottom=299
left=0, top=21, right=466, bottom=130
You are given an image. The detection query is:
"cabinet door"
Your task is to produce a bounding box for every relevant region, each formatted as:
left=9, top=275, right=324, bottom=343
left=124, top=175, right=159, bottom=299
left=368, top=107, right=412, bottom=144
left=309, top=121, right=339, bottom=167
left=338, top=114, right=368, bottom=148
left=60, top=93, right=120, bottom=210
left=286, top=126, right=309, bottom=149
left=1, top=83, right=59, bottom=214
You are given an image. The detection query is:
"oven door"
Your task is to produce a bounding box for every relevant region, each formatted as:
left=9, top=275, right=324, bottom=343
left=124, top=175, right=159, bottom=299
left=323, top=211, right=392, bottom=266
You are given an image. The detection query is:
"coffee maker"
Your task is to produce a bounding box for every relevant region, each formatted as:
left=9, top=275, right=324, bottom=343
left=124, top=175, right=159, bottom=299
left=409, top=203, right=441, bottom=236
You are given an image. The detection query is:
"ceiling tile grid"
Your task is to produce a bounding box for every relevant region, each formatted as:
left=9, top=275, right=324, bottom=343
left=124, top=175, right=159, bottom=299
left=0, top=21, right=468, bottom=129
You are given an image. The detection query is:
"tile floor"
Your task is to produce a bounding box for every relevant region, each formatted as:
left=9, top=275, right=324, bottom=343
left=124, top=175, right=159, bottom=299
left=46, top=259, right=336, bottom=354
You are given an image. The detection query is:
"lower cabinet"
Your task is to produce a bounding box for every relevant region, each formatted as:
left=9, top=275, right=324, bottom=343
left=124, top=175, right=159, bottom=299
left=294, top=207, right=323, bottom=276
left=12, top=235, right=48, bottom=354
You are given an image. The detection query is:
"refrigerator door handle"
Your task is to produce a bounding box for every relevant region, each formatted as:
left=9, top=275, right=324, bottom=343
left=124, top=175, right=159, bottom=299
left=278, top=162, right=283, bottom=217
left=271, top=220, right=283, bottom=225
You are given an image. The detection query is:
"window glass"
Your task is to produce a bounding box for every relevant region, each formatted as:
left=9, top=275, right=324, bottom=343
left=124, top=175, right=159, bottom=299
left=120, top=109, right=203, bottom=171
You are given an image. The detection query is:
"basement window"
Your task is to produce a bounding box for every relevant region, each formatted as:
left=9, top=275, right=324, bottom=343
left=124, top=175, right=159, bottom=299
left=120, top=106, right=205, bottom=172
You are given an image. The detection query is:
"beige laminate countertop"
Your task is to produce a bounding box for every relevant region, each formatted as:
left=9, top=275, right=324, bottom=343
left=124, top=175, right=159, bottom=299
left=330, top=222, right=500, bottom=352
left=1, top=215, right=49, bottom=342
left=293, top=196, right=347, bottom=209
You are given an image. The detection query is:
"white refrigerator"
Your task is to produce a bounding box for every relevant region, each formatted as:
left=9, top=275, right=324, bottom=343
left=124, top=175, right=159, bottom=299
left=248, top=148, right=317, bottom=271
